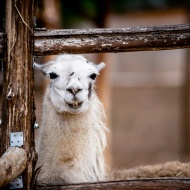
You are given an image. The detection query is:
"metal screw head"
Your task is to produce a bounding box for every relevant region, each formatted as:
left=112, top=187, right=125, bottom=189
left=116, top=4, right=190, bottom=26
left=34, top=122, right=39, bottom=129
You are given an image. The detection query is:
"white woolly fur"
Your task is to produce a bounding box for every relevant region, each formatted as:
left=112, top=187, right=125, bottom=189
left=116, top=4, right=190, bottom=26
left=35, top=55, right=190, bottom=184
left=35, top=55, right=107, bottom=184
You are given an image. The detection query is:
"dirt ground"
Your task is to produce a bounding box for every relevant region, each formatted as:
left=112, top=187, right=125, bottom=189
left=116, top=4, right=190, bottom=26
left=111, top=86, right=190, bottom=170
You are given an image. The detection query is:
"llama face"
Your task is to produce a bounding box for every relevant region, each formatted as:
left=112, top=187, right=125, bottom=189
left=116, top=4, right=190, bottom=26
left=35, top=55, right=105, bottom=114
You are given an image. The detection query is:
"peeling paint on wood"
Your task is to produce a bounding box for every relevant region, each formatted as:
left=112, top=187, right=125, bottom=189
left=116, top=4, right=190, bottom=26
left=34, top=24, right=190, bottom=55
left=0, top=24, right=189, bottom=56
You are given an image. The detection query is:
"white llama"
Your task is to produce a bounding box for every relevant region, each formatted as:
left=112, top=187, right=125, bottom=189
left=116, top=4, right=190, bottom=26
left=35, top=54, right=107, bottom=184
left=35, top=54, right=190, bottom=185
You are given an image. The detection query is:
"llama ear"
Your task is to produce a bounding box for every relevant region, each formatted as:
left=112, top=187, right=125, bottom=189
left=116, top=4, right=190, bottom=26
left=96, top=62, right=106, bottom=72
left=34, top=61, right=54, bottom=75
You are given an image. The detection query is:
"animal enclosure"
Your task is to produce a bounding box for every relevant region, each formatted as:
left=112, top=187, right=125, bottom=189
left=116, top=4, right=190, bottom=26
left=0, top=0, right=190, bottom=189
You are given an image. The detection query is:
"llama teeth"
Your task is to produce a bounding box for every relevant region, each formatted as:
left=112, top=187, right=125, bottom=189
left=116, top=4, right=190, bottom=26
left=73, top=101, right=78, bottom=106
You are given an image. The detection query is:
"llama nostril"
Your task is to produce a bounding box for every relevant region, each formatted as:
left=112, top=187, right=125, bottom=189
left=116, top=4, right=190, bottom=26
left=66, top=88, right=73, bottom=94
left=76, top=88, right=82, bottom=94
left=66, top=88, right=82, bottom=95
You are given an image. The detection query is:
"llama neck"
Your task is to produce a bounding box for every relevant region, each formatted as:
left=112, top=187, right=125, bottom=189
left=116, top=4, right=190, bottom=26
left=39, top=91, right=107, bottom=157
left=37, top=93, right=107, bottom=183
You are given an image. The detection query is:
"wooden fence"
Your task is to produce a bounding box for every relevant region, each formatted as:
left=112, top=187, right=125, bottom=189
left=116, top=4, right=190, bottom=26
left=0, top=0, right=190, bottom=189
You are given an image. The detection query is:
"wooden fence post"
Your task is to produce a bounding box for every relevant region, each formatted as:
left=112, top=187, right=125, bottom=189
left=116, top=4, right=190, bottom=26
left=0, top=0, right=37, bottom=189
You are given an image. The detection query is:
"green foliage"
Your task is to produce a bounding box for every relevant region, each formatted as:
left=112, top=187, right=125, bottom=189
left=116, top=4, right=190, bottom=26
left=111, top=0, right=189, bottom=13
left=61, top=0, right=189, bottom=28
left=61, top=0, right=100, bottom=28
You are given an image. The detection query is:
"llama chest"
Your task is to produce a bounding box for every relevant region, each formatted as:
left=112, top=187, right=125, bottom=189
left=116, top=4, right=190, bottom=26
left=42, top=125, right=95, bottom=166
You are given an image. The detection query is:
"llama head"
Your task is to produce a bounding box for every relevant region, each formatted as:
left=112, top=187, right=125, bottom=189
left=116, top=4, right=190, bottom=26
left=35, top=55, right=105, bottom=114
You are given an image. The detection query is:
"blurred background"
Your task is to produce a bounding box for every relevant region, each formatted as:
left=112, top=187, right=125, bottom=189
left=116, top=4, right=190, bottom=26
left=1, top=0, right=190, bottom=172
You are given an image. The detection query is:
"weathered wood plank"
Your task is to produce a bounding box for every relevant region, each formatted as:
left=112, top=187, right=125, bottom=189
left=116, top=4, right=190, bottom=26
left=35, top=178, right=190, bottom=190
left=0, top=0, right=37, bottom=189
left=0, top=147, right=27, bottom=187
left=0, top=24, right=189, bottom=56
left=34, top=24, right=190, bottom=55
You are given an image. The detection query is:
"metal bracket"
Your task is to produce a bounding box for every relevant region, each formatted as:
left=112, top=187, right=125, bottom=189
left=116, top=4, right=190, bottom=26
left=10, top=132, right=24, bottom=147
left=10, top=132, right=24, bottom=189
left=10, top=176, right=23, bottom=189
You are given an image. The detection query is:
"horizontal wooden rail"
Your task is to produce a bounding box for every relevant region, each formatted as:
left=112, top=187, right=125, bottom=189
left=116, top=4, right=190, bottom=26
left=35, top=178, right=190, bottom=190
left=0, top=24, right=189, bottom=56
left=34, top=24, right=190, bottom=55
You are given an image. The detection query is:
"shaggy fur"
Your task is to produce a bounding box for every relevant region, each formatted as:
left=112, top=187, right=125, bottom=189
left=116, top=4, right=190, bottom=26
left=112, top=161, right=190, bottom=180
left=36, top=54, right=190, bottom=184
left=36, top=55, right=107, bottom=184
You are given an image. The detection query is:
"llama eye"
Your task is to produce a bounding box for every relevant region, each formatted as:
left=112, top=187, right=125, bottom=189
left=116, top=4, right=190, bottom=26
left=89, top=73, right=97, bottom=80
left=49, top=72, right=58, bottom=79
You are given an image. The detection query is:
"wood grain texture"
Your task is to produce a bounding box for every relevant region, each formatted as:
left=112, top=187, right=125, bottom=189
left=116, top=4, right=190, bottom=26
left=0, top=24, right=189, bottom=56
left=0, top=0, right=37, bottom=189
left=0, top=147, right=27, bottom=187
left=35, top=178, right=190, bottom=190
left=34, top=24, right=190, bottom=55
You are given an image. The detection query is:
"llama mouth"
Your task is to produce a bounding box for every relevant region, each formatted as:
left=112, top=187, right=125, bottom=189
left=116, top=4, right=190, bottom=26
left=66, top=101, right=83, bottom=109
